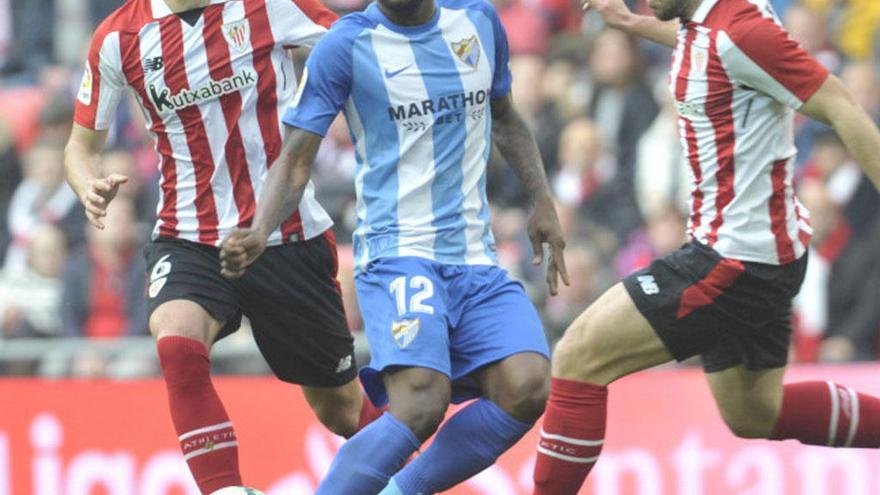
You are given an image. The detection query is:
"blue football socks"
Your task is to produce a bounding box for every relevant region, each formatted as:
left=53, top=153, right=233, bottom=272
left=315, top=412, right=420, bottom=495
left=380, top=399, right=532, bottom=495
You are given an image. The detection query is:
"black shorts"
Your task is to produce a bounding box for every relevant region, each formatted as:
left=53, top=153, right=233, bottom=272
left=143, top=232, right=356, bottom=387
left=622, top=241, right=808, bottom=373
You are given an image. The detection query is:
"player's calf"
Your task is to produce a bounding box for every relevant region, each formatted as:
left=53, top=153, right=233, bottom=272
left=152, top=301, right=240, bottom=494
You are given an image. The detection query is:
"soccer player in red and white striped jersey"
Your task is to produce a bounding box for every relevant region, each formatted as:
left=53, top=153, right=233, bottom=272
left=64, top=1, right=382, bottom=493
left=533, top=0, right=880, bottom=493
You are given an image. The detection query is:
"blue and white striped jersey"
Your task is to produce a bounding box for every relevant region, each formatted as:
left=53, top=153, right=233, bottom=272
left=282, top=0, right=512, bottom=272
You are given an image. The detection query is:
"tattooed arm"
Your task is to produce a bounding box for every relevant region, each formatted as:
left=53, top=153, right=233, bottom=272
left=491, top=94, right=569, bottom=295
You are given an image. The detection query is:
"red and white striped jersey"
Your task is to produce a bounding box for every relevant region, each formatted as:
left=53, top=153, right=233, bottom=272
left=74, top=0, right=337, bottom=246
left=670, top=0, right=828, bottom=265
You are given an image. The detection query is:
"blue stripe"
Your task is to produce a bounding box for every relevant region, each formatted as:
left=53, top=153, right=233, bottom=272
left=410, top=24, right=468, bottom=263
left=351, top=32, right=401, bottom=260
left=466, top=9, right=495, bottom=77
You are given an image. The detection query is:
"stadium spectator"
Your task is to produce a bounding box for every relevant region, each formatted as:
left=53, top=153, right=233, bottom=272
left=4, top=137, right=82, bottom=274
left=587, top=28, right=659, bottom=239
left=0, top=224, right=66, bottom=338
left=0, top=120, right=22, bottom=262
left=61, top=197, right=147, bottom=339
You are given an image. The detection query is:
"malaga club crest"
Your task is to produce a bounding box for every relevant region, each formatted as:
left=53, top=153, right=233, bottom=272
left=391, top=318, right=420, bottom=349
left=451, top=36, right=480, bottom=69
left=223, top=19, right=250, bottom=53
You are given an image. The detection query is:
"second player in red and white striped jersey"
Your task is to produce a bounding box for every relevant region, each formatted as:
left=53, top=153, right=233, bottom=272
left=671, top=0, right=828, bottom=265
left=73, top=0, right=337, bottom=246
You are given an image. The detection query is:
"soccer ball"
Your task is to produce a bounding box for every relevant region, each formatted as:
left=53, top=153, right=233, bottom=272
left=210, top=488, right=266, bottom=495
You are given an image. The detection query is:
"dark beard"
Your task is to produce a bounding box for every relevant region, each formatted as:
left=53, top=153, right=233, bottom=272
left=652, top=1, right=688, bottom=21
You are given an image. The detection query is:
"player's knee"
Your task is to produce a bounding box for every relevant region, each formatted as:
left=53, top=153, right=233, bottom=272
left=488, top=356, right=550, bottom=423
left=552, top=314, right=615, bottom=384
left=314, top=403, right=359, bottom=438
left=149, top=301, right=216, bottom=345
left=387, top=372, right=451, bottom=441
left=718, top=401, right=778, bottom=439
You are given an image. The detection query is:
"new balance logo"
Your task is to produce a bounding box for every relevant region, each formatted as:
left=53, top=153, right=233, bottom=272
left=143, top=56, right=164, bottom=73
left=148, top=69, right=256, bottom=114
left=336, top=355, right=353, bottom=373
left=638, top=275, right=659, bottom=295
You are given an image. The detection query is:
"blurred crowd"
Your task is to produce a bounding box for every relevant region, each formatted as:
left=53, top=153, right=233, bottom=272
left=1, top=0, right=880, bottom=377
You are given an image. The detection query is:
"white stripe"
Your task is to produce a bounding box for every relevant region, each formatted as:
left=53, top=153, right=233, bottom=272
left=346, top=97, right=372, bottom=273
left=183, top=441, right=238, bottom=460
left=826, top=381, right=839, bottom=447
left=369, top=29, right=437, bottom=260
left=540, top=429, right=604, bottom=447
left=844, top=387, right=859, bottom=447
left=179, top=421, right=233, bottom=441
left=439, top=8, right=494, bottom=265
left=536, top=446, right=598, bottom=464
left=95, top=32, right=124, bottom=130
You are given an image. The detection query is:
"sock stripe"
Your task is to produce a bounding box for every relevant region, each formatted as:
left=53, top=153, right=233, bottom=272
left=540, top=429, right=604, bottom=447
left=179, top=421, right=234, bottom=441
left=537, top=445, right=598, bottom=464
left=183, top=441, right=239, bottom=461
left=844, top=386, right=859, bottom=448
left=826, top=381, right=839, bottom=447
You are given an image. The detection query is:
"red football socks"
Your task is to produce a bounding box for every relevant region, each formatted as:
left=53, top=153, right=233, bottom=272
left=771, top=381, right=880, bottom=447
left=157, top=336, right=242, bottom=494
left=533, top=377, right=608, bottom=495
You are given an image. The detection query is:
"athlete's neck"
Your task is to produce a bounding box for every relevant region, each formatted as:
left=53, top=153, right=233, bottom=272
left=377, top=0, right=436, bottom=26
left=679, top=0, right=705, bottom=21
left=164, top=0, right=210, bottom=13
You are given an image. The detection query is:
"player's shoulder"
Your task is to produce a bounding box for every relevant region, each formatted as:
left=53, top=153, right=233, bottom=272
left=437, top=0, right=500, bottom=19
left=703, top=0, right=779, bottom=33
left=325, top=10, right=378, bottom=41
left=93, top=0, right=153, bottom=39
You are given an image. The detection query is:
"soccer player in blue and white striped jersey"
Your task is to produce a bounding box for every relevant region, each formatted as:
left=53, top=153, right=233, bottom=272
left=220, top=0, right=568, bottom=492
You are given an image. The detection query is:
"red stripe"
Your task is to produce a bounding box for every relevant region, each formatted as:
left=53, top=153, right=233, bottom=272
left=677, top=258, right=745, bottom=319
left=248, top=0, right=303, bottom=242
left=159, top=17, right=220, bottom=244
left=203, top=6, right=256, bottom=229
left=290, top=0, right=338, bottom=28
left=706, top=33, right=736, bottom=245
left=119, top=28, right=179, bottom=238
left=675, top=30, right=705, bottom=234
left=769, top=159, right=795, bottom=264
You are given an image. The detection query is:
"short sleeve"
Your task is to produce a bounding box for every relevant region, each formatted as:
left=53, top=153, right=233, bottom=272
left=73, top=30, right=126, bottom=131
left=266, top=0, right=338, bottom=48
left=716, top=18, right=829, bottom=109
left=483, top=4, right=512, bottom=99
left=282, top=26, right=354, bottom=136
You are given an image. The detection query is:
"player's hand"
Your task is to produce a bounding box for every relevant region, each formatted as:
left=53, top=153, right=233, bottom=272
left=81, top=174, right=128, bottom=229
left=582, top=0, right=634, bottom=30
left=220, top=228, right=268, bottom=279
left=528, top=197, right=570, bottom=296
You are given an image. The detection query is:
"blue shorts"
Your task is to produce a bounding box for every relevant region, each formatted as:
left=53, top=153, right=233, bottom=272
left=356, top=257, right=549, bottom=406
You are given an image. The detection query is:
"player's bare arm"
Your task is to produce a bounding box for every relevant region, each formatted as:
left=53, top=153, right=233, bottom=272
left=64, top=123, right=128, bottom=230
left=799, top=74, right=880, bottom=188
left=584, top=0, right=678, bottom=48
left=220, top=128, right=322, bottom=278
left=490, top=94, right=569, bottom=295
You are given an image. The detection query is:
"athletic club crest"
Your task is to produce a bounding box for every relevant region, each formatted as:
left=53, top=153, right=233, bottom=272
left=223, top=19, right=250, bottom=52
left=451, top=36, right=480, bottom=69
left=691, top=46, right=709, bottom=77
left=391, top=318, right=420, bottom=349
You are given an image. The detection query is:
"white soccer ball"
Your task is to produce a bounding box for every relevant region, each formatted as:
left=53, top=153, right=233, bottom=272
left=210, top=488, right=266, bottom=495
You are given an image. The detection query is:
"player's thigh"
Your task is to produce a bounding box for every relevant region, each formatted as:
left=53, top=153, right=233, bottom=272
left=448, top=267, right=549, bottom=412
left=355, top=257, right=453, bottom=406
left=238, top=235, right=357, bottom=387
left=554, top=283, right=673, bottom=385
left=705, top=365, right=785, bottom=438
left=144, top=239, right=240, bottom=345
